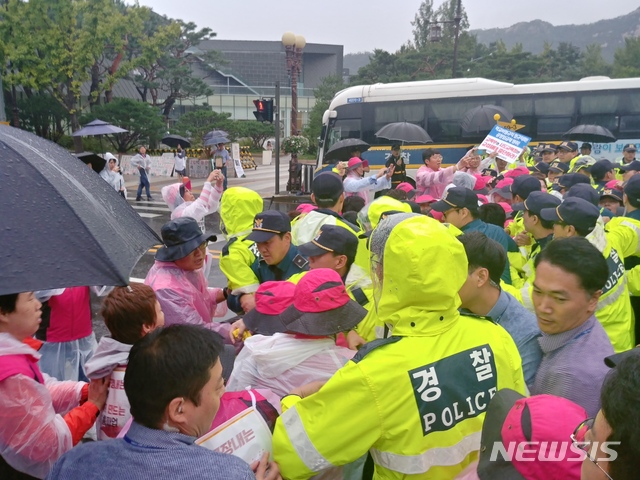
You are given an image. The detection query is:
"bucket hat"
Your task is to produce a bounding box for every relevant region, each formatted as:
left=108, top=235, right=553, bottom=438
left=278, top=268, right=367, bottom=335
left=156, top=217, right=217, bottom=262
left=243, top=281, right=297, bottom=335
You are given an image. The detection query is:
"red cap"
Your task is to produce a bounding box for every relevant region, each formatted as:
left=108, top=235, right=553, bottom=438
left=415, top=194, right=435, bottom=204
left=182, top=176, right=192, bottom=192
left=296, top=203, right=318, bottom=214
left=362, top=160, right=369, bottom=167
left=503, top=166, right=530, bottom=178
left=242, top=281, right=296, bottom=335
left=396, top=182, right=415, bottom=193
left=347, top=157, right=364, bottom=170
left=497, top=202, right=513, bottom=214
left=477, top=194, right=489, bottom=204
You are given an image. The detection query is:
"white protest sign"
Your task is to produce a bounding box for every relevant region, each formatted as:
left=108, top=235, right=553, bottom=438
left=479, top=125, right=532, bottom=164
left=196, top=400, right=272, bottom=464
left=231, top=142, right=246, bottom=178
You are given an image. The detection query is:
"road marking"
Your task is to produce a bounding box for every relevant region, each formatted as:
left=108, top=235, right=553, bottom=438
left=131, top=205, right=171, bottom=212
left=138, top=213, right=161, bottom=218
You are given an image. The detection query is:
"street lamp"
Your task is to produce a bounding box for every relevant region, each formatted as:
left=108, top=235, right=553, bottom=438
left=427, top=0, right=462, bottom=78
left=282, top=32, right=305, bottom=192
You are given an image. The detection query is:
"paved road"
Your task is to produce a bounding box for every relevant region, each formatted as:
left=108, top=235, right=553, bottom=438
left=91, top=160, right=295, bottom=339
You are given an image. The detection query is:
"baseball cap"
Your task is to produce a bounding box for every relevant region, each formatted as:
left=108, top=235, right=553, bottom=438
left=555, top=173, right=591, bottom=191
left=430, top=187, right=479, bottom=212
left=503, top=166, right=530, bottom=179
left=529, top=162, right=550, bottom=175
left=540, top=144, right=558, bottom=153
left=548, top=161, right=569, bottom=174
left=580, top=142, right=592, bottom=150
left=565, top=183, right=599, bottom=206
left=347, top=157, right=364, bottom=170
left=243, top=281, right=297, bottom=335
left=540, top=197, right=600, bottom=232
left=312, top=172, right=344, bottom=203
left=600, top=188, right=623, bottom=203
left=278, top=268, right=367, bottom=335
left=477, top=389, right=587, bottom=480
left=623, top=143, right=637, bottom=152
left=510, top=175, right=541, bottom=200
left=246, top=210, right=291, bottom=243
left=590, top=159, right=616, bottom=179
left=604, top=347, right=640, bottom=368
left=488, top=178, right=514, bottom=199
left=396, top=182, right=417, bottom=200
left=619, top=160, right=640, bottom=172
left=624, top=174, right=640, bottom=206
left=512, top=191, right=561, bottom=215
left=297, top=224, right=358, bottom=259
left=557, top=141, right=578, bottom=152
left=415, top=194, right=436, bottom=204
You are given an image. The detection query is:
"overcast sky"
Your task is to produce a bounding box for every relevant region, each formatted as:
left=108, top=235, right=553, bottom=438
left=136, top=0, right=639, bottom=54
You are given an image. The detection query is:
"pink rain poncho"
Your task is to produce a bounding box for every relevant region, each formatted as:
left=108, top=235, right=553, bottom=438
left=161, top=181, right=222, bottom=234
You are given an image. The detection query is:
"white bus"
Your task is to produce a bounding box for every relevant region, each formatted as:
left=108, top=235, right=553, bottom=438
left=317, top=76, right=640, bottom=170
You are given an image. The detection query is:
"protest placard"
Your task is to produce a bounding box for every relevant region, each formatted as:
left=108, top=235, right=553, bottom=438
left=479, top=125, right=531, bottom=164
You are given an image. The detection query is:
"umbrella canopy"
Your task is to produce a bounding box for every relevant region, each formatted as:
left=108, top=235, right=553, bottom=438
left=325, top=138, right=370, bottom=162
left=161, top=134, right=191, bottom=149
left=461, top=105, right=513, bottom=133
left=563, top=124, right=616, bottom=143
left=375, top=122, right=432, bottom=144
left=0, top=125, right=160, bottom=295
left=72, top=119, right=128, bottom=137
left=203, top=129, right=229, bottom=142
left=204, top=135, right=230, bottom=147
left=74, top=152, right=106, bottom=173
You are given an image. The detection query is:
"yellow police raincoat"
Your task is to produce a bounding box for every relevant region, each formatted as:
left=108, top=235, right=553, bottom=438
left=219, top=187, right=263, bottom=294
left=272, top=215, right=526, bottom=480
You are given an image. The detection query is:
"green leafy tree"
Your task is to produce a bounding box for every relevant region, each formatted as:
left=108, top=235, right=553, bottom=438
left=128, top=18, right=225, bottom=120
left=79, top=98, right=165, bottom=152
left=234, top=121, right=275, bottom=150
left=581, top=44, right=611, bottom=77
left=17, top=94, right=70, bottom=142
left=613, top=37, right=640, bottom=78
left=172, top=108, right=234, bottom=147
left=302, top=75, right=344, bottom=152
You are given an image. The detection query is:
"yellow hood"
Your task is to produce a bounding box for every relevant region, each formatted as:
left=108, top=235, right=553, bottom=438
left=358, top=196, right=412, bottom=231
left=371, top=213, right=468, bottom=336
left=220, top=187, right=263, bottom=237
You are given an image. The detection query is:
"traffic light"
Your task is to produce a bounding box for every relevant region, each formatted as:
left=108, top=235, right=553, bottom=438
left=263, top=99, right=274, bottom=123
left=253, top=99, right=265, bottom=122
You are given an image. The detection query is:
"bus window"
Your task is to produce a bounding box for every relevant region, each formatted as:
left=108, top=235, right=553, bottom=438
left=537, top=117, right=574, bottom=135
left=500, top=97, right=534, bottom=116
left=578, top=114, right=618, bottom=131
left=534, top=94, right=576, bottom=116
left=620, top=115, right=640, bottom=134
left=326, top=119, right=361, bottom=150
left=374, top=103, right=425, bottom=131
left=580, top=93, right=619, bottom=114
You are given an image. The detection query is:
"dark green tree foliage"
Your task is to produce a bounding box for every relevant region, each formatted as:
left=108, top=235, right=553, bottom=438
left=17, top=94, right=70, bottom=142
left=172, top=108, right=234, bottom=147
left=79, top=98, right=165, bottom=152
left=234, top=121, right=275, bottom=150
left=613, top=37, right=640, bottom=78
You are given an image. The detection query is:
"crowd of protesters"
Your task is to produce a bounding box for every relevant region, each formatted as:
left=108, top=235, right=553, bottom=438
left=2, top=140, right=640, bottom=480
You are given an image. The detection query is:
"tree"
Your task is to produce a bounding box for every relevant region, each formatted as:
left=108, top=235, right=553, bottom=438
left=613, top=37, right=640, bottom=78
left=79, top=98, right=165, bottom=152
left=128, top=18, right=225, bottom=120
left=302, top=75, right=344, bottom=152
left=234, top=121, right=275, bottom=150
left=17, top=94, right=70, bottom=142
left=411, top=0, right=436, bottom=50
left=581, top=44, right=611, bottom=77
left=411, top=0, right=469, bottom=50
left=172, top=108, right=235, bottom=147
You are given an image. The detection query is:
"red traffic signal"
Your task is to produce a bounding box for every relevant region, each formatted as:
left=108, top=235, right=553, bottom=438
left=253, top=99, right=266, bottom=121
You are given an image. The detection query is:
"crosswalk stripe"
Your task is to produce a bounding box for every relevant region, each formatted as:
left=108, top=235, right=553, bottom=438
left=131, top=205, right=171, bottom=212
left=138, top=213, right=161, bottom=218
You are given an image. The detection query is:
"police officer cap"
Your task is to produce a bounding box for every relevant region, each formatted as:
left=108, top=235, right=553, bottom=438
left=539, top=197, right=600, bottom=233
left=529, top=162, right=550, bottom=175
left=619, top=160, right=640, bottom=173
left=557, top=141, right=578, bottom=152
left=510, top=175, right=541, bottom=200
left=590, top=159, right=616, bottom=180
left=430, top=187, right=479, bottom=212
left=624, top=174, right=640, bottom=207
left=297, top=224, right=358, bottom=259
left=246, top=210, right=291, bottom=243
left=623, top=143, right=637, bottom=152
left=548, top=161, right=569, bottom=174
left=312, top=172, right=344, bottom=203
left=512, top=191, right=561, bottom=215
left=565, top=183, right=599, bottom=206
left=555, top=173, right=591, bottom=190
left=540, top=144, right=558, bottom=153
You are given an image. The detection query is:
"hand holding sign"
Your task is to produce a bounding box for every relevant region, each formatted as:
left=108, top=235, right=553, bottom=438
left=479, top=125, right=532, bottom=164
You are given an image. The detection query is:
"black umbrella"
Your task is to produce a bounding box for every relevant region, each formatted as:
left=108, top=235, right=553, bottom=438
left=204, top=129, right=229, bottom=142
left=75, top=152, right=106, bottom=173
left=0, top=125, right=160, bottom=295
left=461, top=105, right=513, bottom=133
left=204, top=135, right=230, bottom=147
left=161, top=134, right=191, bottom=149
left=325, top=139, right=370, bottom=162
left=563, top=124, right=616, bottom=143
left=375, top=122, right=432, bottom=144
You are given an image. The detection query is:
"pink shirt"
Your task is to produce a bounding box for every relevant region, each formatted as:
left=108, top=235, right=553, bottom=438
left=415, top=165, right=456, bottom=199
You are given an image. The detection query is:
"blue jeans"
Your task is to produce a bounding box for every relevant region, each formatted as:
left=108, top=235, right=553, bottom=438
left=136, top=169, right=151, bottom=199
left=216, top=165, right=228, bottom=190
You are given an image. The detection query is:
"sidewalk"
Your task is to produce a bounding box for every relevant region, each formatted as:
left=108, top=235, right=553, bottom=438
left=123, top=155, right=295, bottom=199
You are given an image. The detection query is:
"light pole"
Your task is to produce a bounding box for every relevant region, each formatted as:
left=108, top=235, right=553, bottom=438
left=428, top=0, right=462, bottom=78
left=282, top=32, right=305, bottom=193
